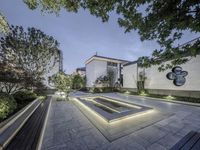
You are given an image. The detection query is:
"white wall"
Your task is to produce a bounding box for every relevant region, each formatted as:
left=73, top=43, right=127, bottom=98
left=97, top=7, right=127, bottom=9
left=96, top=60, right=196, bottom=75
left=123, top=63, right=138, bottom=89
left=122, top=55, right=200, bottom=91
left=86, top=60, right=107, bottom=87
left=145, top=55, right=200, bottom=91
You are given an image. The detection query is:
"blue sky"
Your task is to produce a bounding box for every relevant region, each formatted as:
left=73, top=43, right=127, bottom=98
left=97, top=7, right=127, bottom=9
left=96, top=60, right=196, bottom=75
left=1, top=1, right=199, bottom=73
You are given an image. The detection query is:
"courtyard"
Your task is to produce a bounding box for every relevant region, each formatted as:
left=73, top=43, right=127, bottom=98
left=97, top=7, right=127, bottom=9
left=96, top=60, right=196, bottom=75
left=1, top=1, right=200, bottom=150
left=42, top=92, right=200, bottom=150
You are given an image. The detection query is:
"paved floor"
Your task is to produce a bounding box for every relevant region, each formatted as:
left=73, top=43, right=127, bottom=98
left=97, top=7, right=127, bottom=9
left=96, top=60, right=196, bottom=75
left=41, top=92, right=200, bottom=150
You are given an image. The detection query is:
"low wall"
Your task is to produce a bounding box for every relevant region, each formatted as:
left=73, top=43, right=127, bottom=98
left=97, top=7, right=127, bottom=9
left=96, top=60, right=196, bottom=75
left=121, top=88, right=138, bottom=93
left=147, top=89, right=200, bottom=98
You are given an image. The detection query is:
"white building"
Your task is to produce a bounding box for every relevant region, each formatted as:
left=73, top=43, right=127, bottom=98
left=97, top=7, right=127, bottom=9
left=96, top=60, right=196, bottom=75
left=85, top=38, right=200, bottom=98
left=85, top=55, right=130, bottom=88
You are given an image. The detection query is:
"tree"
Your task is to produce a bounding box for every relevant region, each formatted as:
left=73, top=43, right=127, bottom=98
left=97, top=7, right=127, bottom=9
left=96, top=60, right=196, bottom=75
left=94, top=75, right=109, bottom=87
left=0, top=12, right=9, bottom=34
left=23, top=0, right=200, bottom=70
left=0, top=62, right=25, bottom=94
left=72, top=74, right=85, bottom=90
left=107, top=69, right=115, bottom=87
left=49, top=72, right=72, bottom=94
left=137, top=70, right=147, bottom=92
left=0, top=25, right=60, bottom=89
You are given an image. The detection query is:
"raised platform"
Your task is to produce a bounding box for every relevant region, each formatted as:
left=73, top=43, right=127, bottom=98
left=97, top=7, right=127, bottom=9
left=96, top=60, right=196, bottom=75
left=77, top=96, right=152, bottom=123
left=72, top=95, right=173, bottom=141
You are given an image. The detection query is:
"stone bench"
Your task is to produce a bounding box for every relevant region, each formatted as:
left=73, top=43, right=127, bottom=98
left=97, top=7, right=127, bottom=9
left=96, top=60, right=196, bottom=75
left=0, top=99, right=41, bottom=150
left=6, top=97, right=51, bottom=150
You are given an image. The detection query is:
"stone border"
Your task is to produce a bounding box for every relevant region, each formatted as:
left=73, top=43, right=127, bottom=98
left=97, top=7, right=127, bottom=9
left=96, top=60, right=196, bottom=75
left=0, top=99, right=41, bottom=149
left=0, top=101, right=32, bottom=130
left=77, top=96, right=153, bottom=123
left=0, top=99, right=39, bottom=133
left=119, top=93, right=200, bottom=107
left=36, top=97, right=52, bottom=150
left=71, top=96, right=173, bottom=142
left=147, top=89, right=200, bottom=98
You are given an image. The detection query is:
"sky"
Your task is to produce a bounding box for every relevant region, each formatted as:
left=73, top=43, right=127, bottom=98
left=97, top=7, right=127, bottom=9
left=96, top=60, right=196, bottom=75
left=0, top=1, right=199, bottom=74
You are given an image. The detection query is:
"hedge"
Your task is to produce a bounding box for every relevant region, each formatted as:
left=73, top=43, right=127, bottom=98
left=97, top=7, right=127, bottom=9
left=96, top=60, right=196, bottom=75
left=0, top=92, right=17, bottom=121
left=13, top=90, right=37, bottom=105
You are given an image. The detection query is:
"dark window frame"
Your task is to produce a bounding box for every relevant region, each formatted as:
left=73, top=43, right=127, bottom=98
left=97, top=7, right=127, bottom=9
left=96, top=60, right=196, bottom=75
left=107, top=62, right=118, bottom=67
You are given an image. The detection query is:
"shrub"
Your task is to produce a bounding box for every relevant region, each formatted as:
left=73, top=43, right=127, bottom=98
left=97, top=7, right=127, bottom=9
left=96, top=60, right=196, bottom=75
left=72, top=74, right=85, bottom=90
left=34, top=88, right=47, bottom=96
left=79, top=87, right=88, bottom=92
left=102, top=87, right=113, bottom=93
left=49, top=72, right=72, bottom=94
left=93, top=87, right=115, bottom=93
left=113, top=88, right=120, bottom=92
left=0, top=92, right=17, bottom=121
left=93, top=88, right=102, bottom=93
left=38, top=96, right=47, bottom=101
left=13, top=90, right=37, bottom=104
left=56, top=97, right=67, bottom=101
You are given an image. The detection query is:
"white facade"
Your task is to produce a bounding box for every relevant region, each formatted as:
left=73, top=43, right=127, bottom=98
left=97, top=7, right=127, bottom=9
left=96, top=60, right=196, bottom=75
left=123, top=62, right=138, bottom=89
left=144, top=55, right=200, bottom=91
left=86, top=53, right=200, bottom=97
left=85, top=55, right=129, bottom=88
left=86, top=60, right=107, bottom=87
left=123, top=55, right=200, bottom=94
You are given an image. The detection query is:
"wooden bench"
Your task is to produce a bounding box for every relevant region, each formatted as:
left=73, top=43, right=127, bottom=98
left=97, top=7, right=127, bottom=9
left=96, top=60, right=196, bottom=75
left=170, top=131, right=200, bottom=150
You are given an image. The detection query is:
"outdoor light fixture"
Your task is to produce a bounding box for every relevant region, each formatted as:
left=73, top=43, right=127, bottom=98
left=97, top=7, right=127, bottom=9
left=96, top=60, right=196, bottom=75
left=124, top=90, right=130, bottom=94
left=164, top=95, right=176, bottom=100
left=139, top=91, right=148, bottom=96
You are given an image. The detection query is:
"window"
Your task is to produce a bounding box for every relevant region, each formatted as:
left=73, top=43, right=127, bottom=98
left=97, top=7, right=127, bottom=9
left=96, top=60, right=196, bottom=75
left=107, top=62, right=117, bottom=67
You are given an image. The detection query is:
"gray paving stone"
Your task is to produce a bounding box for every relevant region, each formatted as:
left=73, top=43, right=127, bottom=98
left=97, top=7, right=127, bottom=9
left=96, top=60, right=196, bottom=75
left=135, top=126, right=167, bottom=144
left=41, top=93, right=200, bottom=150
left=129, top=134, right=151, bottom=148
left=147, top=143, right=167, bottom=150
left=83, top=135, right=101, bottom=150
left=158, top=133, right=182, bottom=149
left=45, top=143, right=68, bottom=150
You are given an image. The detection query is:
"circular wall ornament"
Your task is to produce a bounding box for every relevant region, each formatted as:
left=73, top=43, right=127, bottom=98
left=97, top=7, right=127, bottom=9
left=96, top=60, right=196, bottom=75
left=166, top=66, right=188, bottom=86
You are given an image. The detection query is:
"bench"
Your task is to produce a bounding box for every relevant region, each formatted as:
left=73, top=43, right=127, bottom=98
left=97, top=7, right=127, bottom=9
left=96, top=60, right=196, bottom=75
left=0, top=99, right=41, bottom=150
left=6, top=97, right=51, bottom=150
left=170, top=131, right=200, bottom=150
